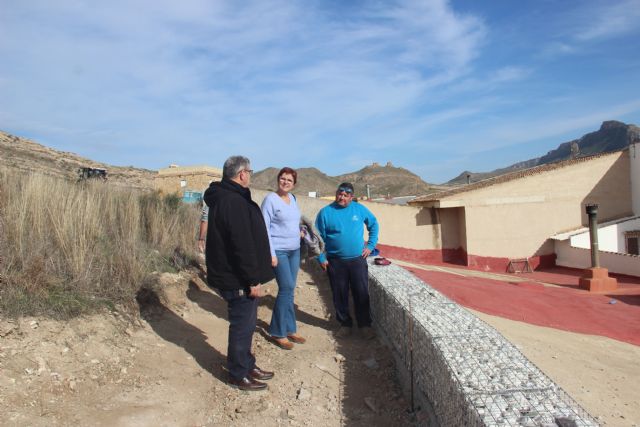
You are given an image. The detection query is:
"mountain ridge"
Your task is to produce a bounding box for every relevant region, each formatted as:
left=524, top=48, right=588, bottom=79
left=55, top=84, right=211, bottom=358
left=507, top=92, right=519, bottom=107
left=251, top=162, right=435, bottom=199
left=447, top=120, right=640, bottom=185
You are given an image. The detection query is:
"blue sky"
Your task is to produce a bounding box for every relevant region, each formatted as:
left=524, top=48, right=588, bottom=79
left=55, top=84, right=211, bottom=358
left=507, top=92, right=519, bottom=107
left=1, top=0, right=639, bottom=184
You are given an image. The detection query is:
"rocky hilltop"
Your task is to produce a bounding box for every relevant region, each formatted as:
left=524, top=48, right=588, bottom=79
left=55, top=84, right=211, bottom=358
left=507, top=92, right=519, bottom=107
left=336, top=162, right=434, bottom=199
left=252, top=162, right=434, bottom=199
left=251, top=167, right=341, bottom=197
left=448, top=120, right=640, bottom=185
left=0, top=131, right=156, bottom=190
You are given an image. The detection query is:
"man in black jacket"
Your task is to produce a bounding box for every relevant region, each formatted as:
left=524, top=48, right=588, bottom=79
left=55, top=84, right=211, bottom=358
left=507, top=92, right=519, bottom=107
left=203, top=155, right=276, bottom=391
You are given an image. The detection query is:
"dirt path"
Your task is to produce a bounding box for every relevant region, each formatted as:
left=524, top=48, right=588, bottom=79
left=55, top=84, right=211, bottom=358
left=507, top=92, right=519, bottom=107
left=473, top=311, right=640, bottom=426
left=0, top=262, right=416, bottom=426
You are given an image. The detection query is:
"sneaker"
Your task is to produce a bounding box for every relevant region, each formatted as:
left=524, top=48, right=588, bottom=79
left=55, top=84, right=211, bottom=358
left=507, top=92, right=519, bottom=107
left=360, top=327, right=376, bottom=340
left=335, top=326, right=352, bottom=338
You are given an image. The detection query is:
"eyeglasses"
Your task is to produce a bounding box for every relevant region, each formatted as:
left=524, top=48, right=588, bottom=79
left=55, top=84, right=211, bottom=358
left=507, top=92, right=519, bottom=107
left=241, top=169, right=254, bottom=175
left=337, top=187, right=353, bottom=194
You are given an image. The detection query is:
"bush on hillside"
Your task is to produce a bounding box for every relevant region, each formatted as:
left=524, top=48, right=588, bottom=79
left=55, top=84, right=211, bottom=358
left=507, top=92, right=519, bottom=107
left=0, top=168, right=200, bottom=318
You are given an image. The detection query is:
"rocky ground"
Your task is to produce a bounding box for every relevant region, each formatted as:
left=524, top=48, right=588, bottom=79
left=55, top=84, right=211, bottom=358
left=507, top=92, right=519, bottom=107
left=0, top=261, right=418, bottom=426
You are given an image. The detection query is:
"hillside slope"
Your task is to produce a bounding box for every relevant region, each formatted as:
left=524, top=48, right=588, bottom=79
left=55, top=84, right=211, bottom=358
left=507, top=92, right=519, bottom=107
left=253, top=162, right=433, bottom=199
left=0, top=131, right=155, bottom=189
left=251, top=167, right=340, bottom=197
left=336, top=162, right=433, bottom=198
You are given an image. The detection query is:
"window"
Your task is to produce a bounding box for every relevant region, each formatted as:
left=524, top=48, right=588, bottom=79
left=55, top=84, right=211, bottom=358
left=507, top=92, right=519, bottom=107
left=625, top=231, right=640, bottom=255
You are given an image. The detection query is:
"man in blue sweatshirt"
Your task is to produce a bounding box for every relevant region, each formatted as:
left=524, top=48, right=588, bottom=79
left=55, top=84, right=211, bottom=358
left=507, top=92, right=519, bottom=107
left=315, top=182, right=379, bottom=339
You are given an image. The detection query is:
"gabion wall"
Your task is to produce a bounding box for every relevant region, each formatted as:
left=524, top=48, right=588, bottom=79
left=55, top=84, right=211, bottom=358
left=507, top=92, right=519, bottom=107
left=368, top=260, right=599, bottom=427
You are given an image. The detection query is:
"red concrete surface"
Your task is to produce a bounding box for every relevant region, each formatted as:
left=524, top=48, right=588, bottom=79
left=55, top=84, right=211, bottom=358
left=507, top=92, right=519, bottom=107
left=404, top=266, right=640, bottom=346
left=377, top=243, right=558, bottom=273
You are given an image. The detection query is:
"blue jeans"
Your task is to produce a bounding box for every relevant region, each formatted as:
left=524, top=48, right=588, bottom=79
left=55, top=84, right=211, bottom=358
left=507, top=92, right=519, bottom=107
left=269, top=248, right=300, bottom=338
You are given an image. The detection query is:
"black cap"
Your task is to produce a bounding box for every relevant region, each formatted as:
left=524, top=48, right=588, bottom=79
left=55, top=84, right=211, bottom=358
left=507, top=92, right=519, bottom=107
left=337, top=182, right=354, bottom=193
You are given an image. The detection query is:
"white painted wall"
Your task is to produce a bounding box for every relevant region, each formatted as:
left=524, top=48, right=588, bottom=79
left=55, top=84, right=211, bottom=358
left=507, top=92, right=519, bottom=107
left=632, top=142, right=640, bottom=216
left=555, top=240, right=640, bottom=277
left=569, top=217, right=640, bottom=253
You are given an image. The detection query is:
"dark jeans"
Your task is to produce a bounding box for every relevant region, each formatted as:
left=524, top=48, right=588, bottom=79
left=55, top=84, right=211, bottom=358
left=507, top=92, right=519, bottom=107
left=219, top=288, right=258, bottom=380
left=326, top=256, right=372, bottom=328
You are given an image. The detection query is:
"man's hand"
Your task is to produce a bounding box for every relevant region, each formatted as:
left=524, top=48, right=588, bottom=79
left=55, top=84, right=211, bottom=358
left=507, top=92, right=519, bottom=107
left=271, top=256, right=278, bottom=267
left=362, top=247, right=371, bottom=258
left=197, top=239, right=206, bottom=253
left=320, top=261, right=329, bottom=271
left=249, top=284, right=263, bottom=298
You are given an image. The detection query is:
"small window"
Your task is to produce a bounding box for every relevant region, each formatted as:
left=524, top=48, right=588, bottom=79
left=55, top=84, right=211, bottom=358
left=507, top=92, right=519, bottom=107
left=180, top=179, right=187, bottom=188
left=627, top=236, right=639, bottom=255
left=625, top=230, right=640, bottom=255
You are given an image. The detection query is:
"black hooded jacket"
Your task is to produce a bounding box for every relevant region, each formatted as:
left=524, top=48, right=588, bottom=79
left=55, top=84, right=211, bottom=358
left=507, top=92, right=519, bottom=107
left=203, top=179, right=274, bottom=291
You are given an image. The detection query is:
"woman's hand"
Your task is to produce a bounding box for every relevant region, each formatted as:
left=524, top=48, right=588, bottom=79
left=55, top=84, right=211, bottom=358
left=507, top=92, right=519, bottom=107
left=271, top=256, right=278, bottom=267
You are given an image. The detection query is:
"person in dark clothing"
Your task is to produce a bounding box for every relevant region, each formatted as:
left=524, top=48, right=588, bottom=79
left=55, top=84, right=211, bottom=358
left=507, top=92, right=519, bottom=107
left=203, top=155, right=275, bottom=391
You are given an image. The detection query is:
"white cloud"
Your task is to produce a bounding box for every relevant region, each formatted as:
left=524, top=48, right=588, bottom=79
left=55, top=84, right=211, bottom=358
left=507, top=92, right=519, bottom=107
left=574, top=0, right=640, bottom=41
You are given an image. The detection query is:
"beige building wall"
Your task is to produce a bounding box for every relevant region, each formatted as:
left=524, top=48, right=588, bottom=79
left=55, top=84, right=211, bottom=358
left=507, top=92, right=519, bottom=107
left=449, top=151, right=632, bottom=258
left=155, top=165, right=223, bottom=195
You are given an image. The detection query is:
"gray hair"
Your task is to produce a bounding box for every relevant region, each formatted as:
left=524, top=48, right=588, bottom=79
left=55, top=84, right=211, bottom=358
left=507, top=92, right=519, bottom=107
left=222, top=155, right=251, bottom=179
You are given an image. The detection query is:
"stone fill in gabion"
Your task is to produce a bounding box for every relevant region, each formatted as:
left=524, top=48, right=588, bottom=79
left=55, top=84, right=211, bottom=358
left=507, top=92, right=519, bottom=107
left=368, top=259, right=599, bottom=427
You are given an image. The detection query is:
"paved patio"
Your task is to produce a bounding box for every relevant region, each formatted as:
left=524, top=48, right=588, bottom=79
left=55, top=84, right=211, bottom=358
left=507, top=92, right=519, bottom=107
left=393, top=261, right=640, bottom=346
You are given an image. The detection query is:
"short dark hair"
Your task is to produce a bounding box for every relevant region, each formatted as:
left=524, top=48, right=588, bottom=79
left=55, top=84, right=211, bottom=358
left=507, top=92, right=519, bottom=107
left=337, top=182, right=354, bottom=193
left=223, top=155, right=250, bottom=179
left=277, top=167, right=297, bottom=184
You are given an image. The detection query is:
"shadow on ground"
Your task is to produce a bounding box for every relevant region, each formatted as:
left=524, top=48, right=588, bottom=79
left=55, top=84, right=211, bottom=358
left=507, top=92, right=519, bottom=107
left=136, top=286, right=227, bottom=384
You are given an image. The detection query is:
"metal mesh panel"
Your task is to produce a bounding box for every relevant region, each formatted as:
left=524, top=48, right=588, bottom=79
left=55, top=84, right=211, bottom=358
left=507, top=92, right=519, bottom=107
left=368, top=260, right=598, bottom=427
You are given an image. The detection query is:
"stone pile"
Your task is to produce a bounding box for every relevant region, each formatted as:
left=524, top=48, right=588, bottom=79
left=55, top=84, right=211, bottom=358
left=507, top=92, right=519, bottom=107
left=368, top=260, right=599, bottom=427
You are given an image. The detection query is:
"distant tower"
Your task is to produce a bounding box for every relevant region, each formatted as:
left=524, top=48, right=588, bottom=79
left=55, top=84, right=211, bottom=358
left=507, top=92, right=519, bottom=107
left=386, top=161, right=393, bottom=167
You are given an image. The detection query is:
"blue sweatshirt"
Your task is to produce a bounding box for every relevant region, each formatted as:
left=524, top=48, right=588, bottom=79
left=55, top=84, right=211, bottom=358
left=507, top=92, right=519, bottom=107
left=261, top=192, right=301, bottom=257
left=315, top=201, right=379, bottom=263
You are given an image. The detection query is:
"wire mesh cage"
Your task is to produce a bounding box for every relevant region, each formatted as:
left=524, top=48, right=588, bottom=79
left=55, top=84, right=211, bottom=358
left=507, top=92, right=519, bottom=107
left=368, top=260, right=598, bottom=427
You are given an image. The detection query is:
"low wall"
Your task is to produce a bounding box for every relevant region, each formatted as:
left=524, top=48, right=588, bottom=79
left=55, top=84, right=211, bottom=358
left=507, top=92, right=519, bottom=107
left=376, top=244, right=557, bottom=273
left=555, top=240, right=640, bottom=277
left=368, top=259, right=598, bottom=427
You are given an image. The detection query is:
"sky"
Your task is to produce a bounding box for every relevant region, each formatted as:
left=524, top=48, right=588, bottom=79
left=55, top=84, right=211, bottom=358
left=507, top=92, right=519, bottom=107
left=1, top=0, right=639, bottom=184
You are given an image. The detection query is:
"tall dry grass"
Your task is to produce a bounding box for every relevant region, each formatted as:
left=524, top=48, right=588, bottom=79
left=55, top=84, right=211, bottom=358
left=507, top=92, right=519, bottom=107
left=0, top=168, right=200, bottom=317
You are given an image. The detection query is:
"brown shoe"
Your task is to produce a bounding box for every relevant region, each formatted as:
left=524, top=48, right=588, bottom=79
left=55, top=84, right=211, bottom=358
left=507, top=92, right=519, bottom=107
left=249, top=367, right=274, bottom=381
left=271, top=336, right=294, bottom=350
left=228, top=376, right=268, bottom=391
left=287, top=334, right=306, bottom=344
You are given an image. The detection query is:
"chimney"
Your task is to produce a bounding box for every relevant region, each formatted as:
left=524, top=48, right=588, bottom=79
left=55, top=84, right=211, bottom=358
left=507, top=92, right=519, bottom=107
left=578, top=203, right=617, bottom=292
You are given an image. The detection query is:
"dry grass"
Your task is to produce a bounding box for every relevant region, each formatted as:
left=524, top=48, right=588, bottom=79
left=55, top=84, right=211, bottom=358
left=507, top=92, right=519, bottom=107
left=0, top=168, right=200, bottom=317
